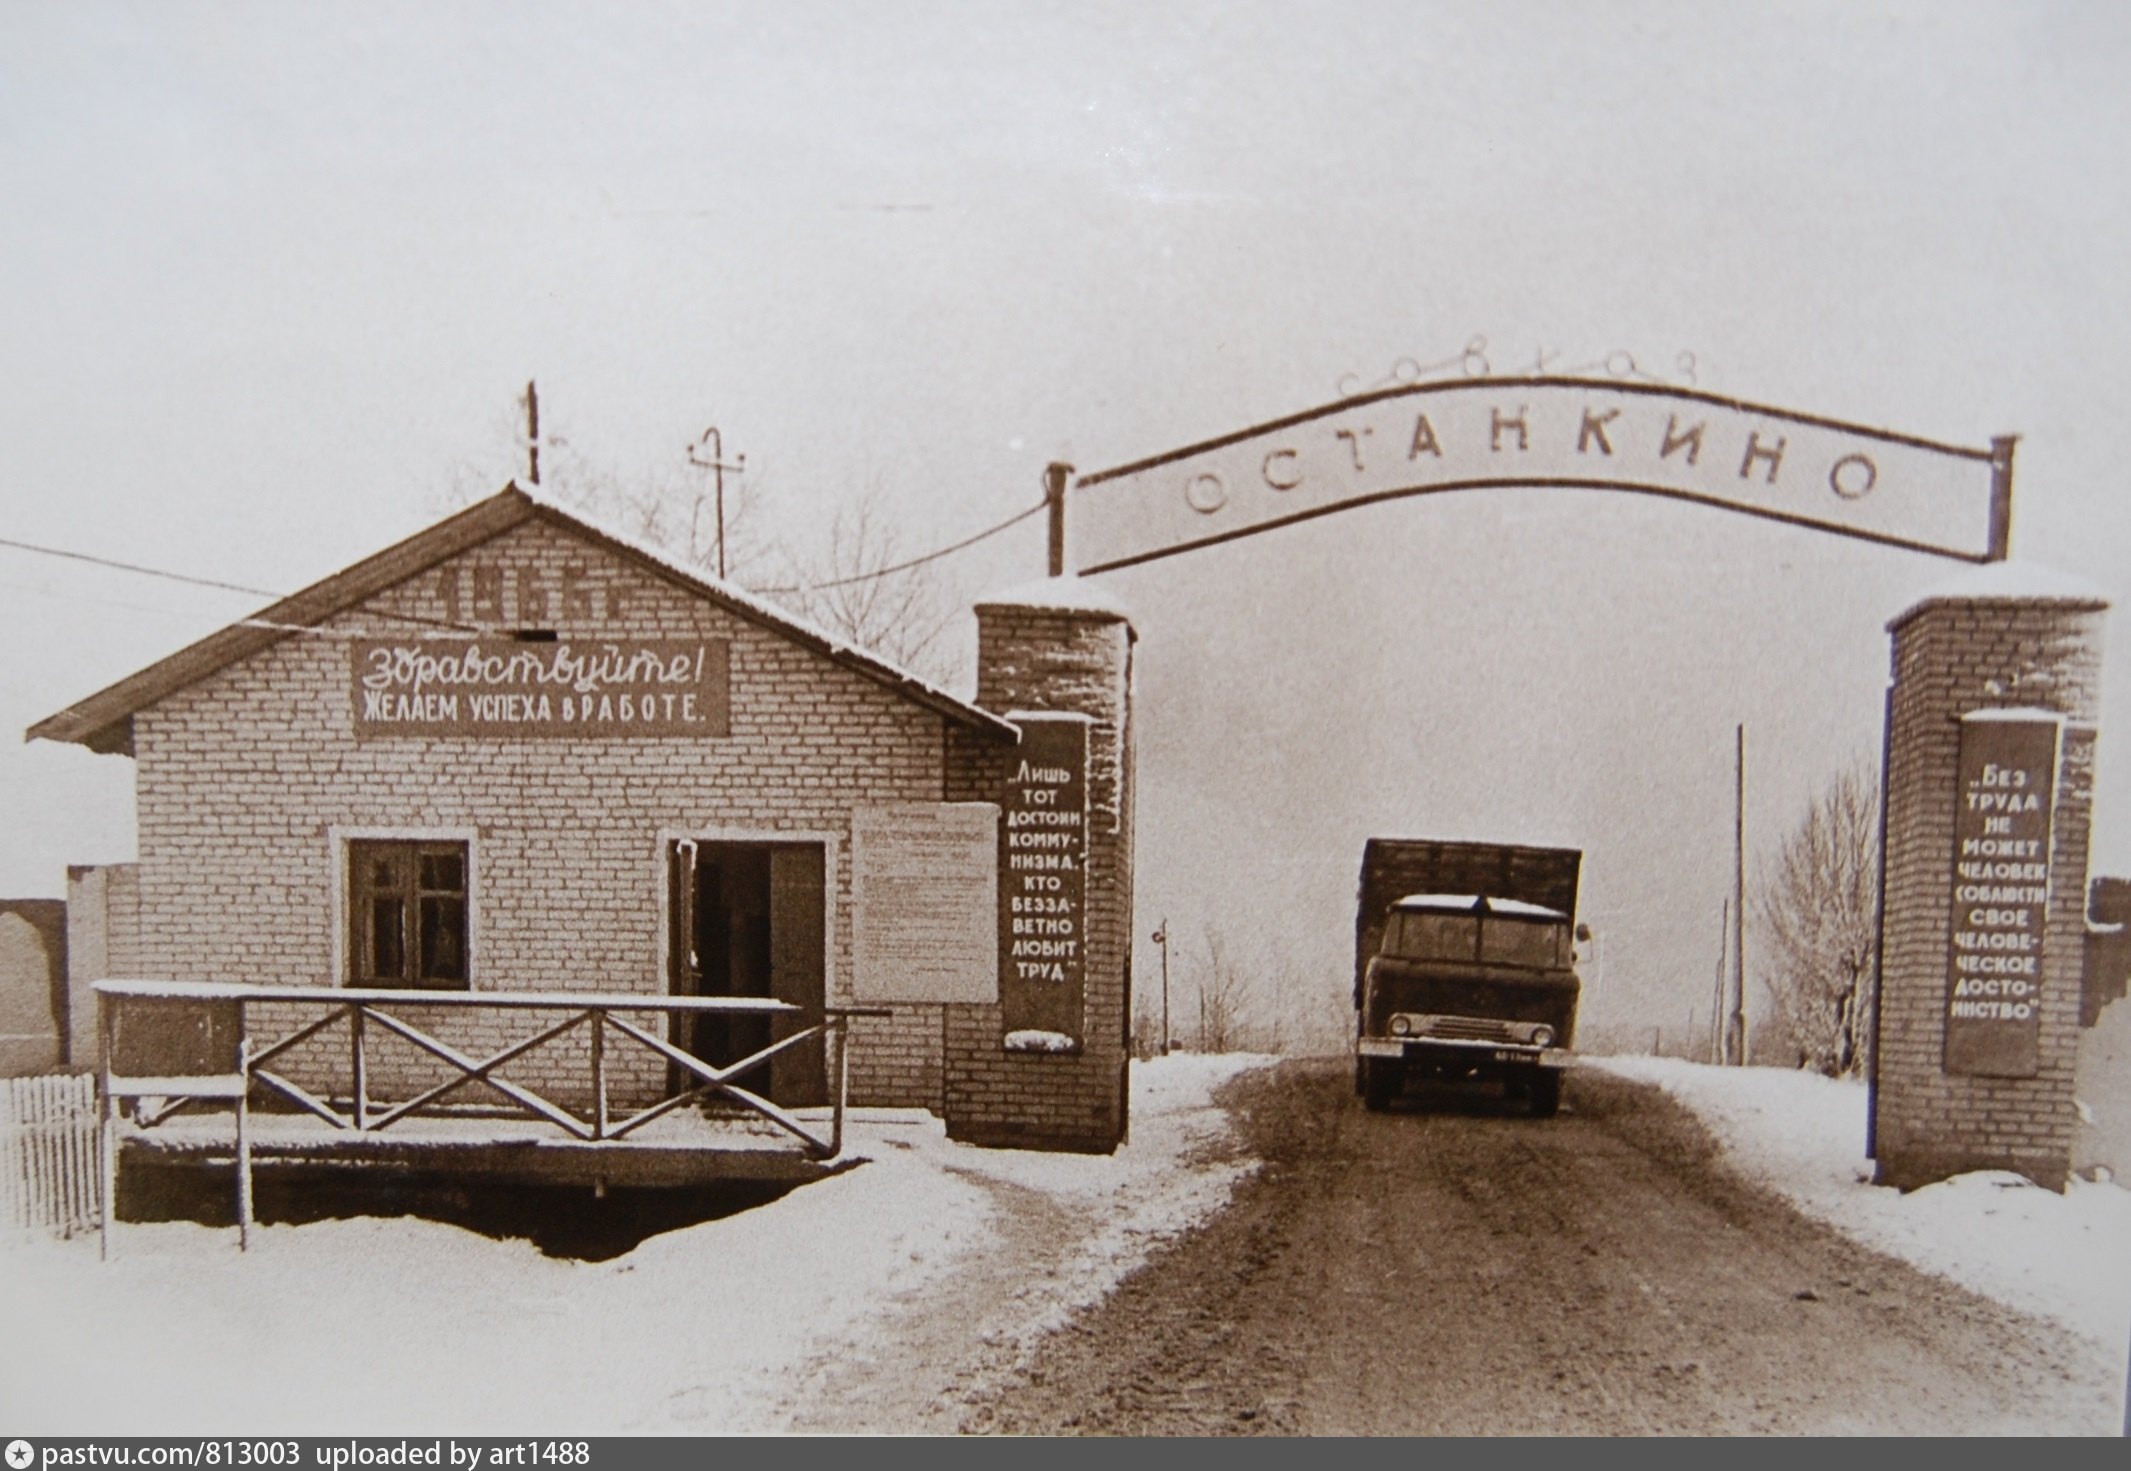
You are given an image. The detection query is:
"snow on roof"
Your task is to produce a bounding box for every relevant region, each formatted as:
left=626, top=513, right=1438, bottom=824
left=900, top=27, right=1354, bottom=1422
left=1001, top=708, right=1097, bottom=725
left=1959, top=706, right=2067, bottom=724
left=513, top=481, right=802, bottom=630
left=30, top=484, right=1018, bottom=749
left=513, top=481, right=1006, bottom=728
left=975, top=574, right=1134, bottom=621
left=1892, top=559, right=2110, bottom=630
left=1393, top=894, right=1567, bottom=920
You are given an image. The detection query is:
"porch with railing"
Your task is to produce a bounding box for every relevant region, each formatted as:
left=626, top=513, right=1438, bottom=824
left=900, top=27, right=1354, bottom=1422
left=96, top=979, right=890, bottom=1254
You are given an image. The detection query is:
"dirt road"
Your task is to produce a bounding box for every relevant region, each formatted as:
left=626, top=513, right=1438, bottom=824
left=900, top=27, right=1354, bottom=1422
left=789, top=1059, right=2121, bottom=1435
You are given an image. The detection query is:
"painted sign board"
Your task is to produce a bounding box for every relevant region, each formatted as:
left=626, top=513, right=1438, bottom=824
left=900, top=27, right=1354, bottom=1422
left=351, top=638, right=730, bottom=738
left=851, top=803, right=1000, bottom=1004
left=1943, top=710, right=2062, bottom=1078
left=999, top=715, right=1089, bottom=1051
left=108, top=994, right=241, bottom=1078
left=1072, top=379, right=2007, bottom=573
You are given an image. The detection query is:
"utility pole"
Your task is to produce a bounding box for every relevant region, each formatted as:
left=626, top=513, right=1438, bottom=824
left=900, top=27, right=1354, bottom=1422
left=687, top=425, right=746, bottom=579
left=1151, top=921, right=1171, bottom=1055
left=1728, top=722, right=1749, bottom=1066
left=523, top=380, right=541, bottom=486
left=1044, top=462, right=1072, bottom=577
left=1710, top=897, right=1730, bottom=1064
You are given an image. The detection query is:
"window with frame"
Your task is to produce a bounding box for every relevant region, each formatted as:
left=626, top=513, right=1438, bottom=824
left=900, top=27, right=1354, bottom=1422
left=348, top=840, right=469, bottom=988
left=1386, top=911, right=1478, bottom=962
left=1479, top=916, right=1570, bottom=968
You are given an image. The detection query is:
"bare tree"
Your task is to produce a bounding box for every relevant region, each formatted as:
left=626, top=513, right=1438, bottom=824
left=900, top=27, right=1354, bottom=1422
left=439, top=407, right=769, bottom=583
left=1131, top=983, right=1166, bottom=1061
left=532, top=440, right=770, bottom=586
left=765, top=487, right=960, bottom=687
left=1753, top=757, right=1880, bottom=1077
left=1256, top=940, right=1349, bottom=1057
left=1193, top=923, right=1260, bottom=1054
left=1307, top=960, right=1359, bottom=1058
left=441, top=401, right=958, bottom=685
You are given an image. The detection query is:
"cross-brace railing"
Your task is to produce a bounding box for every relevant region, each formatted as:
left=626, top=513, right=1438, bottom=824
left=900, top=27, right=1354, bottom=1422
left=93, top=979, right=890, bottom=1255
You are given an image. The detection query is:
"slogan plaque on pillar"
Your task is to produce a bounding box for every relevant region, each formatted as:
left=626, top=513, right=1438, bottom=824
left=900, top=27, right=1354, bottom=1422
left=1943, top=710, right=2062, bottom=1078
left=999, top=715, right=1089, bottom=1053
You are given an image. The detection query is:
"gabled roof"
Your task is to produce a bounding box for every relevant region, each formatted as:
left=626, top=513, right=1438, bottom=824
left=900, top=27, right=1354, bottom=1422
left=28, top=484, right=1019, bottom=754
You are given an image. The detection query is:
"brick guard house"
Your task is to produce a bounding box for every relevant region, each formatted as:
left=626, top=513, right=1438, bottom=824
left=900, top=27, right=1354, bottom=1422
left=32, top=485, right=1136, bottom=1155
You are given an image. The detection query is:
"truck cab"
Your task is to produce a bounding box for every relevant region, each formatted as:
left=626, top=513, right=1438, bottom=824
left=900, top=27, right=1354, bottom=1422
left=1356, top=892, right=1580, bottom=1116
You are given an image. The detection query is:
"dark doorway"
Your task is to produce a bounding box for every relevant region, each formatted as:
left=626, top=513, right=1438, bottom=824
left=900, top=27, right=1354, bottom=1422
left=668, top=840, right=827, bottom=1107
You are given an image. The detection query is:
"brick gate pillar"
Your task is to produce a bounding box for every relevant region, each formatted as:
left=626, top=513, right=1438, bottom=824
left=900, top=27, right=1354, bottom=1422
left=1872, top=564, right=2108, bottom=1191
left=943, top=587, right=1135, bottom=1152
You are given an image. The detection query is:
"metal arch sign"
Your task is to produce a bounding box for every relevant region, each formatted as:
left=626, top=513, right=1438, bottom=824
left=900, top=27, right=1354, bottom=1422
left=1069, top=380, right=2012, bottom=573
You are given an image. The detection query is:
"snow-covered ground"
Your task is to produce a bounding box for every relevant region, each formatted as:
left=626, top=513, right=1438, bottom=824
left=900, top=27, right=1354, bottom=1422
left=1593, top=1056, right=2131, bottom=1360
left=0, top=1053, right=1270, bottom=1435
left=11, top=1054, right=2121, bottom=1435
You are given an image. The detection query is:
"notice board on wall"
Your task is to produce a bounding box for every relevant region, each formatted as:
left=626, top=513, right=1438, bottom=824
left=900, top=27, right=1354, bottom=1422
left=999, top=715, right=1090, bottom=1052
left=1943, top=710, right=2063, bottom=1079
left=851, top=803, right=999, bottom=1003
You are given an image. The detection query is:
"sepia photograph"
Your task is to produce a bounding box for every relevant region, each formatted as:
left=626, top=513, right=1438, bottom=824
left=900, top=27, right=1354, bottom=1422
left=2, top=0, right=2128, bottom=1440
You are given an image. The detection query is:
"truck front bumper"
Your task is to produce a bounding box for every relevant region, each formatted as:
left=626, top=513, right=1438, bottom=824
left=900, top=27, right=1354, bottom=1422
left=1357, top=1037, right=1572, bottom=1069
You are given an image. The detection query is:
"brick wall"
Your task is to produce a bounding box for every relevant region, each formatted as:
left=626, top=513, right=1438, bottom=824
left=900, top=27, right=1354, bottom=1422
left=125, top=518, right=975, bottom=1110
left=942, top=601, right=1134, bottom=1152
left=1873, top=588, right=2108, bottom=1191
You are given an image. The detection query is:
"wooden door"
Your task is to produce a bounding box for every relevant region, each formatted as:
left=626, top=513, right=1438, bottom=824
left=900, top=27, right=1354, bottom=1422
left=768, top=844, right=827, bottom=1106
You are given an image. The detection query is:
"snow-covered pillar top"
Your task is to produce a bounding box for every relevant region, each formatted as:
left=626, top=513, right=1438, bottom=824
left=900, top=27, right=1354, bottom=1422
left=972, top=577, right=1135, bottom=711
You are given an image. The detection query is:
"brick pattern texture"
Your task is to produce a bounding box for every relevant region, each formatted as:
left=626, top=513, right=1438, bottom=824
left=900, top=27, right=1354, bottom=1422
left=121, top=519, right=999, bottom=1112
left=1873, top=592, right=2108, bottom=1191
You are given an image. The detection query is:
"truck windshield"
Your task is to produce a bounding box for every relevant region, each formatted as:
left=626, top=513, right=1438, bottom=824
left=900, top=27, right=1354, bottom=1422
left=1386, top=911, right=1477, bottom=960
left=1481, top=917, right=1568, bottom=967
left=1384, top=910, right=1567, bottom=967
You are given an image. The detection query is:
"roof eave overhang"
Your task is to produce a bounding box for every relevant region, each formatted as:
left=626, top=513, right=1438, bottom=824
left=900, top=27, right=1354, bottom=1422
left=26, top=487, right=1021, bottom=750
left=25, top=490, right=541, bottom=754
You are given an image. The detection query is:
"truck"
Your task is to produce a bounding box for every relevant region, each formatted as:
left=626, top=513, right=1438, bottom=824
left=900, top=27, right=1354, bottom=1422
left=1353, top=838, right=1583, bottom=1116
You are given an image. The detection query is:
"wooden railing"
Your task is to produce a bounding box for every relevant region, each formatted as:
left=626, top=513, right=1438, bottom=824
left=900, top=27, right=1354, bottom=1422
left=94, top=979, right=889, bottom=1254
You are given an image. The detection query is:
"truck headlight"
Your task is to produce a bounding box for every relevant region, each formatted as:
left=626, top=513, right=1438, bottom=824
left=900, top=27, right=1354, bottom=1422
left=1389, top=1014, right=1412, bottom=1036
left=1529, top=1024, right=1555, bottom=1047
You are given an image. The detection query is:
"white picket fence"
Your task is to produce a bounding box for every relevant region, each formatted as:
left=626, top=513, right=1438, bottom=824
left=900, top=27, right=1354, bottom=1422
left=0, top=1073, right=101, bottom=1239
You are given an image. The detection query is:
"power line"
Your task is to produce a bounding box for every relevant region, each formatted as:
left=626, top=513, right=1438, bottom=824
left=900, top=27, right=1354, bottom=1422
left=0, top=534, right=283, bottom=599
left=0, top=577, right=378, bottom=642
left=0, top=577, right=239, bottom=622
left=4, top=490, right=1051, bottom=630
left=0, top=533, right=476, bottom=634
left=755, top=498, right=1049, bottom=595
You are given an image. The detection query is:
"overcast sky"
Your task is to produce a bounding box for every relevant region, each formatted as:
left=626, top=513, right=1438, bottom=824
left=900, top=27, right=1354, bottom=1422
left=6, top=1, right=2130, bottom=1040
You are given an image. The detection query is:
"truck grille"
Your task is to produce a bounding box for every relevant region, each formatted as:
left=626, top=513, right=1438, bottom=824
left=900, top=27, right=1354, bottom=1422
left=1410, top=1014, right=1517, bottom=1043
